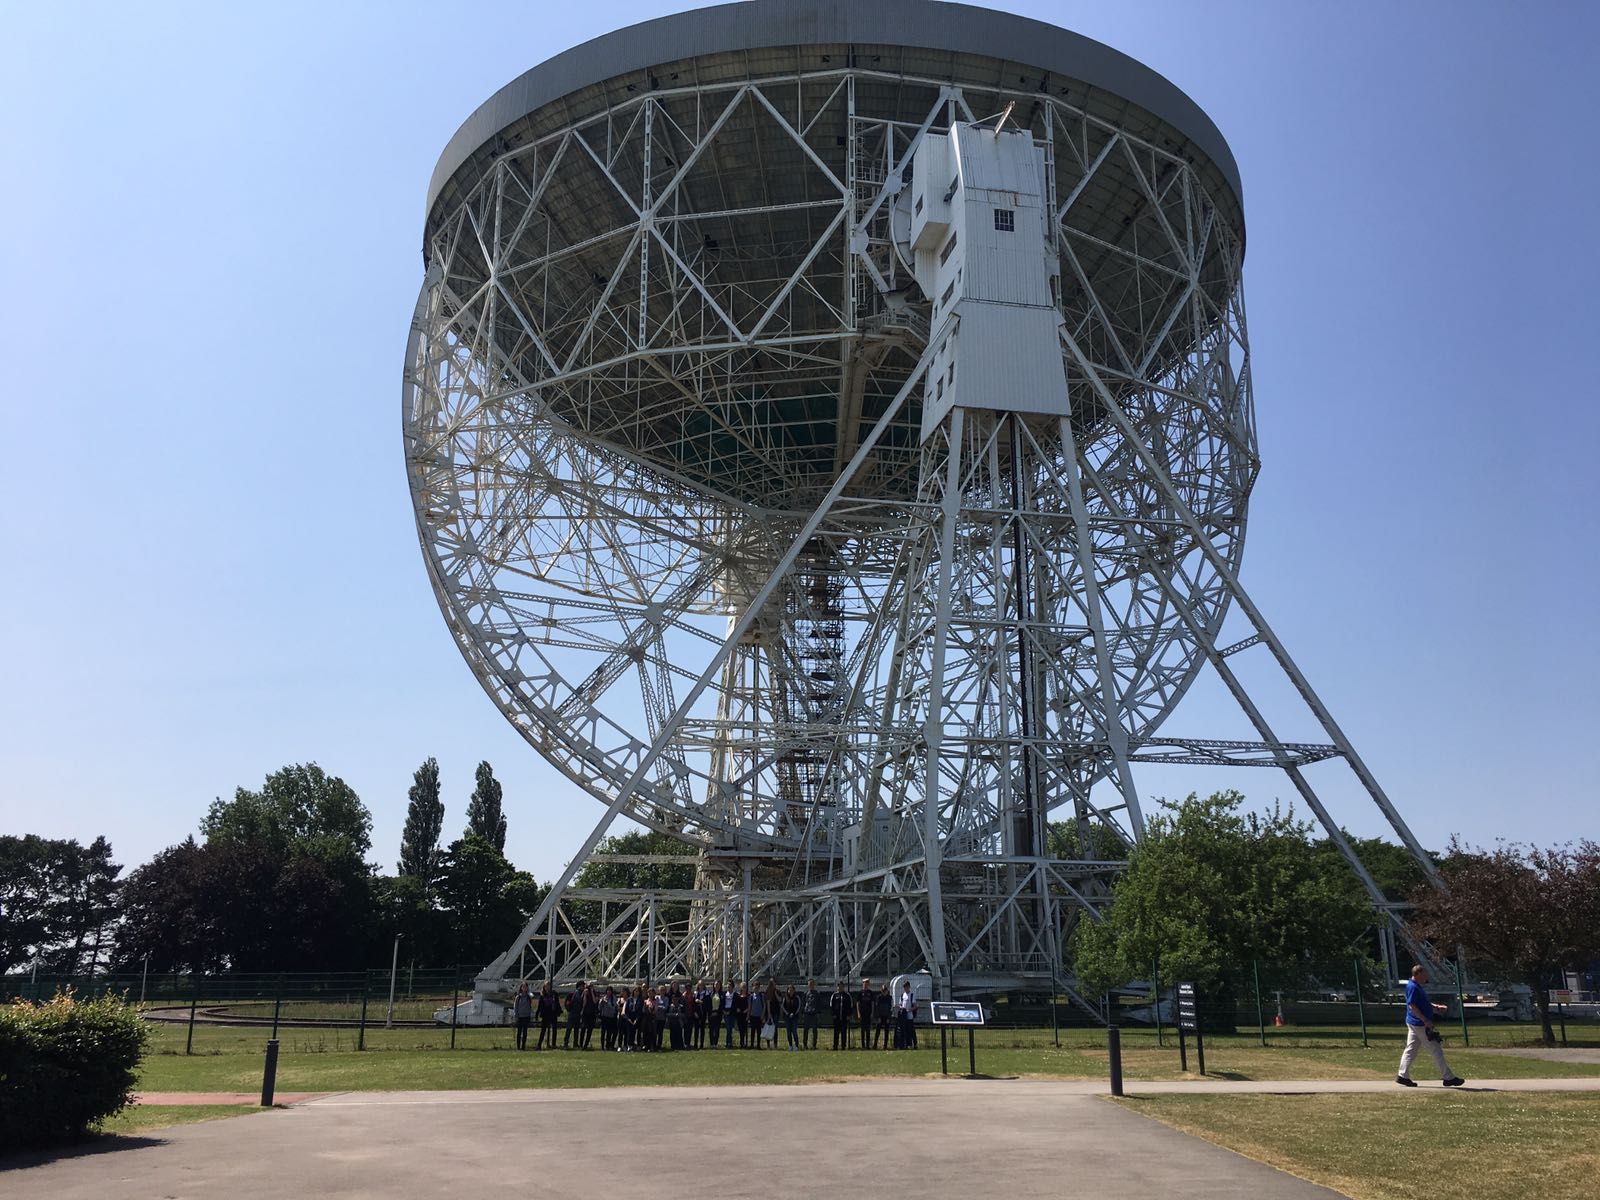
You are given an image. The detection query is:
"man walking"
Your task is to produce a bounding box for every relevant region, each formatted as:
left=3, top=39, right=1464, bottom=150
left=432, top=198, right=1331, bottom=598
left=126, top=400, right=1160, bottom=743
left=830, top=979, right=852, bottom=1050
left=1396, top=964, right=1465, bottom=1087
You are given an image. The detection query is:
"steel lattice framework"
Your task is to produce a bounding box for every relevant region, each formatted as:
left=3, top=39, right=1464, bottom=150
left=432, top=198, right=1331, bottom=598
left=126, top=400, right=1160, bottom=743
left=403, top=1, right=1439, bottom=1011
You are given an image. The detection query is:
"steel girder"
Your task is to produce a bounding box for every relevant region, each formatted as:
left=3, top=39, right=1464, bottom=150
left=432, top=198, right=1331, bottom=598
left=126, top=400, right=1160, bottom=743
left=404, top=65, right=1437, bottom=1001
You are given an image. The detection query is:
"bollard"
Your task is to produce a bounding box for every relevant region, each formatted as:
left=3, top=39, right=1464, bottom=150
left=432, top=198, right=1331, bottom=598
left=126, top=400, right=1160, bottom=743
left=186, top=978, right=199, bottom=1056
left=261, top=1039, right=280, bottom=1107
left=1107, top=1026, right=1124, bottom=1096
left=1353, top=957, right=1368, bottom=1048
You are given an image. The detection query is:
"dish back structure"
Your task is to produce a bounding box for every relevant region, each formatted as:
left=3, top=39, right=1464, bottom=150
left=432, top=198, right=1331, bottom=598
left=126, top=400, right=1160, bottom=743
left=403, top=0, right=1438, bottom=1014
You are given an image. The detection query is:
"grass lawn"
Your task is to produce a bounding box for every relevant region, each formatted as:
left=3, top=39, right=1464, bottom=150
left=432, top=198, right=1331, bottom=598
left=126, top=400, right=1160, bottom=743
left=1116, top=1092, right=1600, bottom=1200
left=135, top=1020, right=1600, bottom=1093
left=98, top=1104, right=263, bottom=1135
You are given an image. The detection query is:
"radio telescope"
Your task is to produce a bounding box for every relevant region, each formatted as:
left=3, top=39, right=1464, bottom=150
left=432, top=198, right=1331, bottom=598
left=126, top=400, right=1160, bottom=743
left=404, top=0, right=1438, bottom=1016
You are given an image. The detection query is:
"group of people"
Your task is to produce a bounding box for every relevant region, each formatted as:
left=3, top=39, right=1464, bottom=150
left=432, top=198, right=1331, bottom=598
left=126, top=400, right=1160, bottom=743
left=510, top=977, right=921, bottom=1053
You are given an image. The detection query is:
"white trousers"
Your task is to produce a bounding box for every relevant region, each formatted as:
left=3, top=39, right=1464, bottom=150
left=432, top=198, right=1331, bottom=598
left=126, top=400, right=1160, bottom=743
left=1397, top=1025, right=1453, bottom=1079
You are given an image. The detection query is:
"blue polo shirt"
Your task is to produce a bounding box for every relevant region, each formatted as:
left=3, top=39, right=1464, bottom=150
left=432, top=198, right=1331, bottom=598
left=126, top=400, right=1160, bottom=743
left=1404, top=979, right=1434, bottom=1026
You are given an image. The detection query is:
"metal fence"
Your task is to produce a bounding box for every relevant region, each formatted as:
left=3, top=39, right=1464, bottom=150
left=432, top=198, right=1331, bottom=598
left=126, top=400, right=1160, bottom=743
left=5, top=966, right=1594, bottom=1056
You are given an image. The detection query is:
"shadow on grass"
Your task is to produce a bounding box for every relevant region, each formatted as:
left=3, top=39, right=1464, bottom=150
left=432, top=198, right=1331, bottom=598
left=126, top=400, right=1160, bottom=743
left=1, top=1133, right=167, bottom=1172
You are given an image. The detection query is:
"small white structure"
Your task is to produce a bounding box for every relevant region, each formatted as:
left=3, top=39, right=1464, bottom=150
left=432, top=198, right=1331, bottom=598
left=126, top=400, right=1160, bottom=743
left=908, top=122, right=1065, bottom=439
left=434, top=995, right=510, bottom=1026
left=890, top=970, right=934, bottom=1022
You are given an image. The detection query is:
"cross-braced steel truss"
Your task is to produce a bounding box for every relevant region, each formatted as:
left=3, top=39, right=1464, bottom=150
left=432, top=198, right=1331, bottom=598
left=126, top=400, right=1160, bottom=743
left=403, top=57, right=1438, bottom=1007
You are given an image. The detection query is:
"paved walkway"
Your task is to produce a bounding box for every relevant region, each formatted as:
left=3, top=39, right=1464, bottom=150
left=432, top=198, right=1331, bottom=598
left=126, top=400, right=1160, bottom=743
left=6, top=1080, right=1346, bottom=1198
left=129, top=1074, right=1600, bottom=1106
left=131, top=1092, right=329, bottom=1106
left=1476, top=1047, right=1600, bottom=1066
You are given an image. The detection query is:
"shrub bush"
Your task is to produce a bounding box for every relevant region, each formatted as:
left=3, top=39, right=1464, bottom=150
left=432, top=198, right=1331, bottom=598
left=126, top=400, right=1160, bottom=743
left=0, top=990, right=148, bottom=1150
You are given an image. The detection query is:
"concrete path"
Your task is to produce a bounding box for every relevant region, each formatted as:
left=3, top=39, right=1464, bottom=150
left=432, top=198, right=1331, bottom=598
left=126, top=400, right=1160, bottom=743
left=131, top=1092, right=329, bottom=1106
left=4, top=1080, right=1346, bottom=1198
left=1122, top=1076, right=1600, bottom=1093
left=1476, top=1047, right=1600, bottom=1066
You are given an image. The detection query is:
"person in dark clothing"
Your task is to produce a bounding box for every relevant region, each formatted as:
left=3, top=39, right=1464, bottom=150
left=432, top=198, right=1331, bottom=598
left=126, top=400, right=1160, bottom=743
left=687, top=980, right=702, bottom=1049
left=513, top=981, right=533, bottom=1050
left=653, top=986, right=670, bottom=1051
left=684, top=983, right=700, bottom=1049
left=667, top=985, right=686, bottom=1050
left=782, top=985, right=801, bottom=1050
left=733, top=983, right=751, bottom=1048
left=722, top=982, right=738, bottom=1048
left=829, top=979, right=852, bottom=1050
left=763, top=978, right=781, bottom=1039
left=857, top=979, right=875, bottom=1049
left=622, top=986, right=644, bottom=1052
left=874, top=983, right=893, bottom=1049
left=579, top=984, right=599, bottom=1049
left=801, top=979, right=821, bottom=1049
left=536, top=981, right=561, bottom=1050
left=562, top=984, right=583, bottom=1049
left=599, top=987, right=618, bottom=1050
left=708, top=980, right=724, bottom=1048
left=748, top=985, right=766, bottom=1049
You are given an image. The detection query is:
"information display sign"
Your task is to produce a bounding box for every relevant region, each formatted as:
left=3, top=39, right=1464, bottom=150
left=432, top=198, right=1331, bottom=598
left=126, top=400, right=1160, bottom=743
left=929, top=1001, right=986, bottom=1027
left=1176, top=982, right=1198, bottom=1031
left=1174, top=982, right=1204, bottom=1075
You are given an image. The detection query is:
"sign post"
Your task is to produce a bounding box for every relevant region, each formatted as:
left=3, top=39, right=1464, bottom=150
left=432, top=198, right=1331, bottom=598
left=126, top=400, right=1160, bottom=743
left=1176, top=982, right=1202, bottom=1075
left=929, top=1001, right=986, bottom=1078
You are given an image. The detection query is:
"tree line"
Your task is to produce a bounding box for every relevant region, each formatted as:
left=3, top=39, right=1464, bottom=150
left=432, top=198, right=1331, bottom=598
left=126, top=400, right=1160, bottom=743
left=0, top=759, right=547, bottom=977
left=4, top=779, right=1595, bottom=1048
left=1073, top=791, right=1600, bottom=1046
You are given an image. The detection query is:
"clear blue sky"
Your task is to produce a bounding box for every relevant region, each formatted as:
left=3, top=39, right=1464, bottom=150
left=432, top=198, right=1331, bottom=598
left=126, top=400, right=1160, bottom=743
left=2, top=1, right=1595, bottom=884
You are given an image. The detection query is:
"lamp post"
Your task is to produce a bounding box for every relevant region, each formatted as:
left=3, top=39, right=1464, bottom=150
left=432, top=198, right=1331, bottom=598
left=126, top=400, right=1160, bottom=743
left=386, top=934, right=403, bottom=1028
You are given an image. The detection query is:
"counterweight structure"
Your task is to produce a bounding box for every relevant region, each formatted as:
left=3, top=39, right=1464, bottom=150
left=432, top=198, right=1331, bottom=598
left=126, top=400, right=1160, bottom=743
left=403, top=0, right=1438, bottom=1018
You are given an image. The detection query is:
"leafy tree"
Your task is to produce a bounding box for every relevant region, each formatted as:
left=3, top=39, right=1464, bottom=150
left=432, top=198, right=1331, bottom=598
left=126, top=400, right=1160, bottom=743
left=0, top=835, right=122, bottom=974
left=113, top=839, right=217, bottom=973
left=1314, top=831, right=1434, bottom=905
left=464, top=761, right=507, bottom=852
left=118, top=764, right=378, bottom=973
left=45, top=836, right=122, bottom=974
left=570, top=829, right=696, bottom=928
left=203, top=762, right=372, bottom=865
left=1048, top=817, right=1130, bottom=861
left=1, top=836, right=67, bottom=972
left=435, top=833, right=542, bottom=965
left=372, top=873, right=450, bottom=968
left=1073, top=792, right=1371, bottom=1014
left=1410, top=838, right=1600, bottom=1047
left=398, top=757, right=445, bottom=883
left=573, top=829, right=697, bottom=891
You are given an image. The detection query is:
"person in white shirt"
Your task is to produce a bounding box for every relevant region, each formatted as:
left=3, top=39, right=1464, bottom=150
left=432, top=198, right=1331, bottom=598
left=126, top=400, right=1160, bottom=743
left=896, top=981, right=917, bottom=1049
